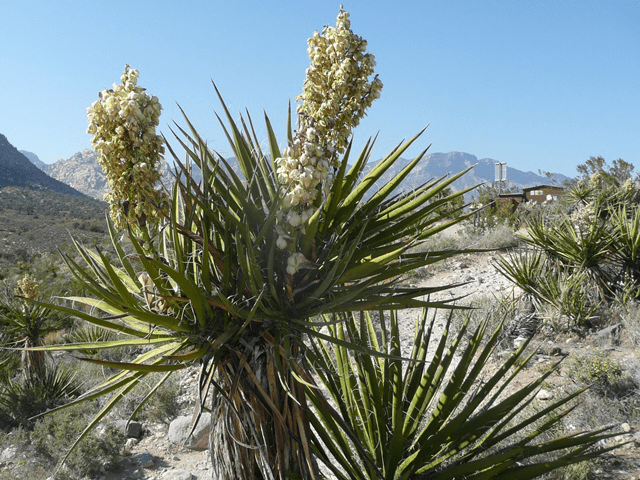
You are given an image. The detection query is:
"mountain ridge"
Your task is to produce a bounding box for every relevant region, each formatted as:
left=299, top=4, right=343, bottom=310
left=0, top=134, right=85, bottom=197
left=22, top=146, right=571, bottom=201
left=18, top=150, right=46, bottom=169
left=31, top=148, right=173, bottom=200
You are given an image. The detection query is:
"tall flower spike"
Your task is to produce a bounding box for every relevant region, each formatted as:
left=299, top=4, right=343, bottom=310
left=87, top=65, right=166, bottom=230
left=275, top=7, right=382, bottom=272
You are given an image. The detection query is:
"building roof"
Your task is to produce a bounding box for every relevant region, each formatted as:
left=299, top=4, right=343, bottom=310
left=522, top=184, right=563, bottom=192
left=497, top=192, right=525, bottom=198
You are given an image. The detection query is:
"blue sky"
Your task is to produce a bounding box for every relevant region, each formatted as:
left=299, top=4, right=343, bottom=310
left=1, top=0, right=638, bottom=177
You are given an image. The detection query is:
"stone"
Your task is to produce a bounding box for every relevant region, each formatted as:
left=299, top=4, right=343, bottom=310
left=593, top=323, right=623, bottom=344
left=114, top=420, right=143, bottom=439
left=136, top=452, right=155, bottom=468
left=125, top=438, right=139, bottom=449
left=168, top=413, right=211, bottom=451
left=162, top=469, right=193, bottom=480
left=536, top=389, right=552, bottom=400
left=1, top=445, right=19, bottom=463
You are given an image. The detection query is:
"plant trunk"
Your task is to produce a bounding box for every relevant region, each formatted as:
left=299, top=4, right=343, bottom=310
left=209, top=336, right=317, bottom=480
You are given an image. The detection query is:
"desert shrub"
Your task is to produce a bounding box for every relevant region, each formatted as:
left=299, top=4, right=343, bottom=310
left=418, top=222, right=520, bottom=253
left=617, top=300, right=640, bottom=347
left=135, top=375, right=182, bottom=424
left=545, top=460, right=599, bottom=480
left=566, top=351, right=637, bottom=399
left=107, top=372, right=182, bottom=425
left=31, top=403, right=125, bottom=478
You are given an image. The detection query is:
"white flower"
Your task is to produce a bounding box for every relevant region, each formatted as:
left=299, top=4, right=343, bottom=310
left=286, top=252, right=308, bottom=275
left=276, top=7, right=382, bottom=263
left=276, top=235, right=288, bottom=250
left=288, top=211, right=303, bottom=227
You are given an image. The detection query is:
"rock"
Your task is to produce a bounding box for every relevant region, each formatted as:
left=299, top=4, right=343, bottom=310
left=621, top=423, right=631, bottom=433
left=1, top=445, right=19, bottom=463
left=513, top=336, right=527, bottom=349
left=135, top=452, right=155, bottom=468
left=593, top=323, right=623, bottom=345
left=162, top=469, right=194, bottom=480
left=125, top=438, right=139, bottom=449
left=115, top=419, right=143, bottom=439
left=168, top=413, right=211, bottom=450
left=536, top=389, right=552, bottom=400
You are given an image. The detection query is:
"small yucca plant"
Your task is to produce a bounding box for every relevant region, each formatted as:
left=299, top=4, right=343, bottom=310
left=306, top=308, right=619, bottom=480
left=0, top=275, right=66, bottom=378
left=497, top=179, right=640, bottom=324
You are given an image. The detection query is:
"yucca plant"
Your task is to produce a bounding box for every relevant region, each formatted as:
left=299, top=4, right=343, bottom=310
left=0, top=364, right=80, bottom=429
left=0, top=275, right=66, bottom=378
left=495, top=250, right=601, bottom=324
left=306, top=308, right=619, bottom=480
left=498, top=178, right=640, bottom=323
left=26, top=9, right=480, bottom=479
left=610, top=206, right=640, bottom=288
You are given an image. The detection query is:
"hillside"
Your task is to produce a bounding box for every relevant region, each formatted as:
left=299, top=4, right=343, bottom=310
left=0, top=134, right=84, bottom=197
left=32, top=149, right=174, bottom=200
left=0, top=186, right=110, bottom=272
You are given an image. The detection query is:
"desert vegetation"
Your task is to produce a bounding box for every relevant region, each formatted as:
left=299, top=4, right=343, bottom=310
left=1, top=8, right=639, bottom=480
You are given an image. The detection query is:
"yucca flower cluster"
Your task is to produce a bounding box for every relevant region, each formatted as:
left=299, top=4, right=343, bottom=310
left=275, top=7, right=383, bottom=272
left=14, top=273, right=39, bottom=300
left=87, top=65, right=166, bottom=230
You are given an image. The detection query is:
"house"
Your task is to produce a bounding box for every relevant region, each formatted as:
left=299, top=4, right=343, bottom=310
left=521, top=185, right=564, bottom=204
left=491, top=185, right=564, bottom=213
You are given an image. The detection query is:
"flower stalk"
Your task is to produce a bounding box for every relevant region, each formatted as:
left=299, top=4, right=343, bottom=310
left=275, top=7, right=383, bottom=273
left=87, top=65, right=167, bottom=235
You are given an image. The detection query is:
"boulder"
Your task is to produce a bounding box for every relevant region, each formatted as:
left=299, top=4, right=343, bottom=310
left=114, top=419, right=143, bottom=439
left=162, top=469, right=194, bottom=480
left=168, top=413, right=211, bottom=450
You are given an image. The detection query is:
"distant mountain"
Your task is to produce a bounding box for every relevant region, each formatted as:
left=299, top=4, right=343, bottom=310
left=18, top=150, right=46, bottom=169
left=39, top=149, right=110, bottom=200
left=364, top=152, right=571, bottom=199
left=22, top=145, right=571, bottom=203
left=32, top=149, right=173, bottom=200
left=0, top=134, right=84, bottom=196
